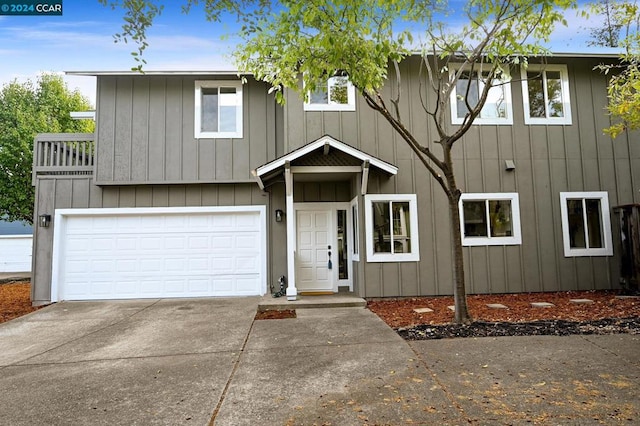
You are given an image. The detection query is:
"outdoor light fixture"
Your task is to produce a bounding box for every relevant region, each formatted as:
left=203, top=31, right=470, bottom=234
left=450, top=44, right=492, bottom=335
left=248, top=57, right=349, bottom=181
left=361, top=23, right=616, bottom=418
left=275, top=209, right=284, bottom=222
left=39, top=214, right=51, bottom=228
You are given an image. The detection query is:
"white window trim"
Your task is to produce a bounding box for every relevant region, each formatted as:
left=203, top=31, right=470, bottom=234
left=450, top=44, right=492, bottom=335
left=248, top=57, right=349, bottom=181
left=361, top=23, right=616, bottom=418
left=559, top=192, right=613, bottom=257
left=521, top=64, right=572, bottom=125
left=304, top=77, right=356, bottom=112
left=364, top=194, right=420, bottom=262
left=448, top=65, right=513, bottom=125
left=350, top=197, right=360, bottom=261
left=459, top=193, right=522, bottom=246
left=194, top=80, right=243, bottom=139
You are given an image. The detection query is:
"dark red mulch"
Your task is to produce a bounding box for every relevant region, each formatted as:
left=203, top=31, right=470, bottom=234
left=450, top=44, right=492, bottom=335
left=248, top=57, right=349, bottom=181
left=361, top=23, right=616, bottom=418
left=255, top=309, right=297, bottom=320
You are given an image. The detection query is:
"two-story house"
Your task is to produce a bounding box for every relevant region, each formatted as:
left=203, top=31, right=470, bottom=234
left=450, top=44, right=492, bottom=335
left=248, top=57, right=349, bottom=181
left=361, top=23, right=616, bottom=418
left=30, top=54, right=639, bottom=305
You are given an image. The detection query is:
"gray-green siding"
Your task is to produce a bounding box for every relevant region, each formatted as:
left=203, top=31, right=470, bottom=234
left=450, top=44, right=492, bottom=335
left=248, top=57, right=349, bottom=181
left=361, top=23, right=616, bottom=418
left=282, top=56, right=639, bottom=298
left=32, top=57, right=639, bottom=302
left=95, top=76, right=281, bottom=184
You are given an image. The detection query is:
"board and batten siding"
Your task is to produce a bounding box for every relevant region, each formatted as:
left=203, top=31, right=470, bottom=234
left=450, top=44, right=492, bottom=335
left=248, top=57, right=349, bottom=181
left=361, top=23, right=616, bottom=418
left=283, top=56, right=640, bottom=298
left=95, top=76, right=282, bottom=185
left=31, top=177, right=277, bottom=304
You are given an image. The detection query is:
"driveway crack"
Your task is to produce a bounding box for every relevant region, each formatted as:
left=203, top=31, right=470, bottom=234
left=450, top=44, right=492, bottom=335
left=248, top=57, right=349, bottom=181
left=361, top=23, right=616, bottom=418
left=406, top=341, right=473, bottom=424
left=208, top=316, right=256, bottom=425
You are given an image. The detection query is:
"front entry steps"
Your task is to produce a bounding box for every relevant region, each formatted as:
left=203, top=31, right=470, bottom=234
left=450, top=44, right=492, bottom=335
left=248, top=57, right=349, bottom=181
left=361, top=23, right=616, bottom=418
left=258, top=294, right=366, bottom=312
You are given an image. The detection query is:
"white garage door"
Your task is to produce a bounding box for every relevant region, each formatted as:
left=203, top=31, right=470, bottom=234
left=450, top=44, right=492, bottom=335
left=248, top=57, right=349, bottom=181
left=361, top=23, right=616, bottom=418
left=51, top=207, right=266, bottom=301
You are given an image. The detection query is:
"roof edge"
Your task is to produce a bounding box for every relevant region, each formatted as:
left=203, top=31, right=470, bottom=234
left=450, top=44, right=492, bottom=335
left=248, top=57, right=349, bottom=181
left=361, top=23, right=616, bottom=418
left=66, top=52, right=622, bottom=76
left=65, top=70, right=251, bottom=77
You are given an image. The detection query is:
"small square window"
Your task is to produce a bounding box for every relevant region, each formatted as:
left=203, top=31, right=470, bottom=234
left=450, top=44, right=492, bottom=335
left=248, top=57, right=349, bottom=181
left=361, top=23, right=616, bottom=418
left=365, top=194, right=419, bottom=262
left=459, top=193, right=522, bottom=246
left=521, top=65, right=572, bottom=125
left=560, top=192, right=613, bottom=256
left=304, top=76, right=356, bottom=111
left=195, top=80, right=243, bottom=139
left=449, top=66, right=513, bottom=125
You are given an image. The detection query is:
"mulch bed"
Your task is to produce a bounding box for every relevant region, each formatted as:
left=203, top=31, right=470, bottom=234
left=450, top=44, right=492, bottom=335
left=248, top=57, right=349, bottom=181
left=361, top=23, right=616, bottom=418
left=368, top=291, right=640, bottom=340
left=0, top=281, right=42, bottom=324
left=3, top=282, right=639, bottom=340
left=398, top=317, right=640, bottom=340
left=255, top=309, right=297, bottom=320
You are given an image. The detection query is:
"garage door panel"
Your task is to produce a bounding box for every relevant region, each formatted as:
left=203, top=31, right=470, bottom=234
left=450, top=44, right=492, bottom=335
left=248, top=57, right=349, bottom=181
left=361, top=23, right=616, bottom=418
left=56, top=209, right=265, bottom=301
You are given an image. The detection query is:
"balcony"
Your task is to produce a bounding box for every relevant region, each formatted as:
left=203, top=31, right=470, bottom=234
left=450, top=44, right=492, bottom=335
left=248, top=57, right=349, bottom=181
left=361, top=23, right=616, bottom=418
left=32, top=133, right=95, bottom=182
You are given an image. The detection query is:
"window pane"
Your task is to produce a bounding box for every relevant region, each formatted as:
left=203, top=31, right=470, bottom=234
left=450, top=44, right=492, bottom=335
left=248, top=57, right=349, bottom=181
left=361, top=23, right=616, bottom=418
left=488, top=200, right=513, bottom=237
left=585, top=199, right=603, bottom=248
left=219, top=106, right=236, bottom=132
left=337, top=210, right=348, bottom=279
left=545, top=71, right=564, bottom=118
left=456, top=72, right=479, bottom=118
left=329, top=77, right=349, bottom=104
left=392, top=202, right=411, bottom=253
left=218, top=88, right=237, bottom=132
left=463, top=200, right=487, bottom=237
left=527, top=72, right=545, bottom=118
left=201, top=88, right=218, bottom=132
left=480, top=84, right=507, bottom=119
left=310, top=83, right=329, bottom=104
left=351, top=205, right=358, bottom=255
left=567, top=199, right=586, bottom=248
left=372, top=202, right=391, bottom=253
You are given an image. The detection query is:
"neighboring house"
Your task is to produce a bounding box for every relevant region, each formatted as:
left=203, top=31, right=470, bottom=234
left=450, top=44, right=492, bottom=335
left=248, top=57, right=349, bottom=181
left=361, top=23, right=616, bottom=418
left=0, top=219, right=33, bottom=273
left=30, top=54, right=639, bottom=305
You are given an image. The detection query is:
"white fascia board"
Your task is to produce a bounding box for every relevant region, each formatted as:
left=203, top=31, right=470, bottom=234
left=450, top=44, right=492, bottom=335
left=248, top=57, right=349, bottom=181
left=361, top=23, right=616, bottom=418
left=70, top=111, right=96, bottom=120
left=255, top=135, right=397, bottom=177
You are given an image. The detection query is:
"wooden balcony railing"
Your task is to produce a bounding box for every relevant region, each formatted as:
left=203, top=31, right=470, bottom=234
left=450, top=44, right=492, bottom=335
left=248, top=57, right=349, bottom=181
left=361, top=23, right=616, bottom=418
left=32, top=133, right=95, bottom=181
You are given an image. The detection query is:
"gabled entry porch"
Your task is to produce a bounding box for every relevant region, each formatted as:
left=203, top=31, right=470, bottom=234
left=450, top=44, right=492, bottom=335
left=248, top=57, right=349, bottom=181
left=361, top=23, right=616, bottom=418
left=253, top=135, right=397, bottom=300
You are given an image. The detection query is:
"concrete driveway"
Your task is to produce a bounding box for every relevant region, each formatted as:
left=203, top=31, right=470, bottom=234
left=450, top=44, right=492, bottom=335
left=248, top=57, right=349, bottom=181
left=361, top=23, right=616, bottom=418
left=0, top=298, right=258, bottom=425
left=1, top=299, right=639, bottom=425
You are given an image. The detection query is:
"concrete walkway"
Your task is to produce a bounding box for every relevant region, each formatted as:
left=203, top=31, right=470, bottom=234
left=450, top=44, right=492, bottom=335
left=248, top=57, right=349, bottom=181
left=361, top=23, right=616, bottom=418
left=1, top=300, right=638, bottom=425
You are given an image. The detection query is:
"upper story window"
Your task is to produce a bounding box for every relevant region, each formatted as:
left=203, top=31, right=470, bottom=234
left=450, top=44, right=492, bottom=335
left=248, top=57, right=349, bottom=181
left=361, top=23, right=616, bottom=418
left=194, top=80, right=243, bottom=139
left=449, top=66, right=513, bottom=125
left=304, top=76, right=356, bottom=112
left=459, top=193, right=522, bottom=246
left=365, top=194, right=420, bottom=262
left=559, top=192, right=613, bottom=257
left=521, top=64, right=572, bottom=125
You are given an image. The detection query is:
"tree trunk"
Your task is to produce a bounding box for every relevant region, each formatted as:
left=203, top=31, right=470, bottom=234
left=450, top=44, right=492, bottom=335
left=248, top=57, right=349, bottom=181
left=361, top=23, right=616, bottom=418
left=448, top=196, right=472, bottom=324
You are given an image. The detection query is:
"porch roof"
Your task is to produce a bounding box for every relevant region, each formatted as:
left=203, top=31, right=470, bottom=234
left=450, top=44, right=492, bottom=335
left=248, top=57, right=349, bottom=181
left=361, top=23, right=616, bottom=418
left=252, top=135, right=397, bottom=187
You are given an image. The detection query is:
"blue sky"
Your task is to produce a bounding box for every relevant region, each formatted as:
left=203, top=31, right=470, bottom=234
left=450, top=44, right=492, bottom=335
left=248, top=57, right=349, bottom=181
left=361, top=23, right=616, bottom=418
left=0, top=0, right=615, bottom=107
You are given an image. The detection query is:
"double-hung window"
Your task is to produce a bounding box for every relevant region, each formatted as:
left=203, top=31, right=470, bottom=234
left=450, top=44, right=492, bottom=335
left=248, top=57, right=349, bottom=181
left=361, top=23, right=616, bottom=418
left=195, top=80, right=243, bottom=138
left=521, top=64, right=572, bottom=125
left=365, top=194, right=419, bottom=262
left=304, top=76, right=356, bottom=111
left=559, top=192, right=613, bottom=256
left=449, top=66, right=513, bottom=125
left=459, top=193, right=522, bottom=246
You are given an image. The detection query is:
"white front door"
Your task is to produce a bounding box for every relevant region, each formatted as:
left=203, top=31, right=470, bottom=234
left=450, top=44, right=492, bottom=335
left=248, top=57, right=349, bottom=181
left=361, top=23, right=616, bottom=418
left=296, top=209, right=334, bottom=292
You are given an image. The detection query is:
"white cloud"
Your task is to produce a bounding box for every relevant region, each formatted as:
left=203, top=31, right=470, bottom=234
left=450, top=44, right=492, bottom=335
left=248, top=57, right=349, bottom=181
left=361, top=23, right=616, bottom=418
left=3, top=27, right=123, bottom=50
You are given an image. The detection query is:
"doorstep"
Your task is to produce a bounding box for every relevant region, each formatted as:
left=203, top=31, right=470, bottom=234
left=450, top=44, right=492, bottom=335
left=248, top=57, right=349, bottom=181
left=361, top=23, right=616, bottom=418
left=258, top=293, right=366, bottom=312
